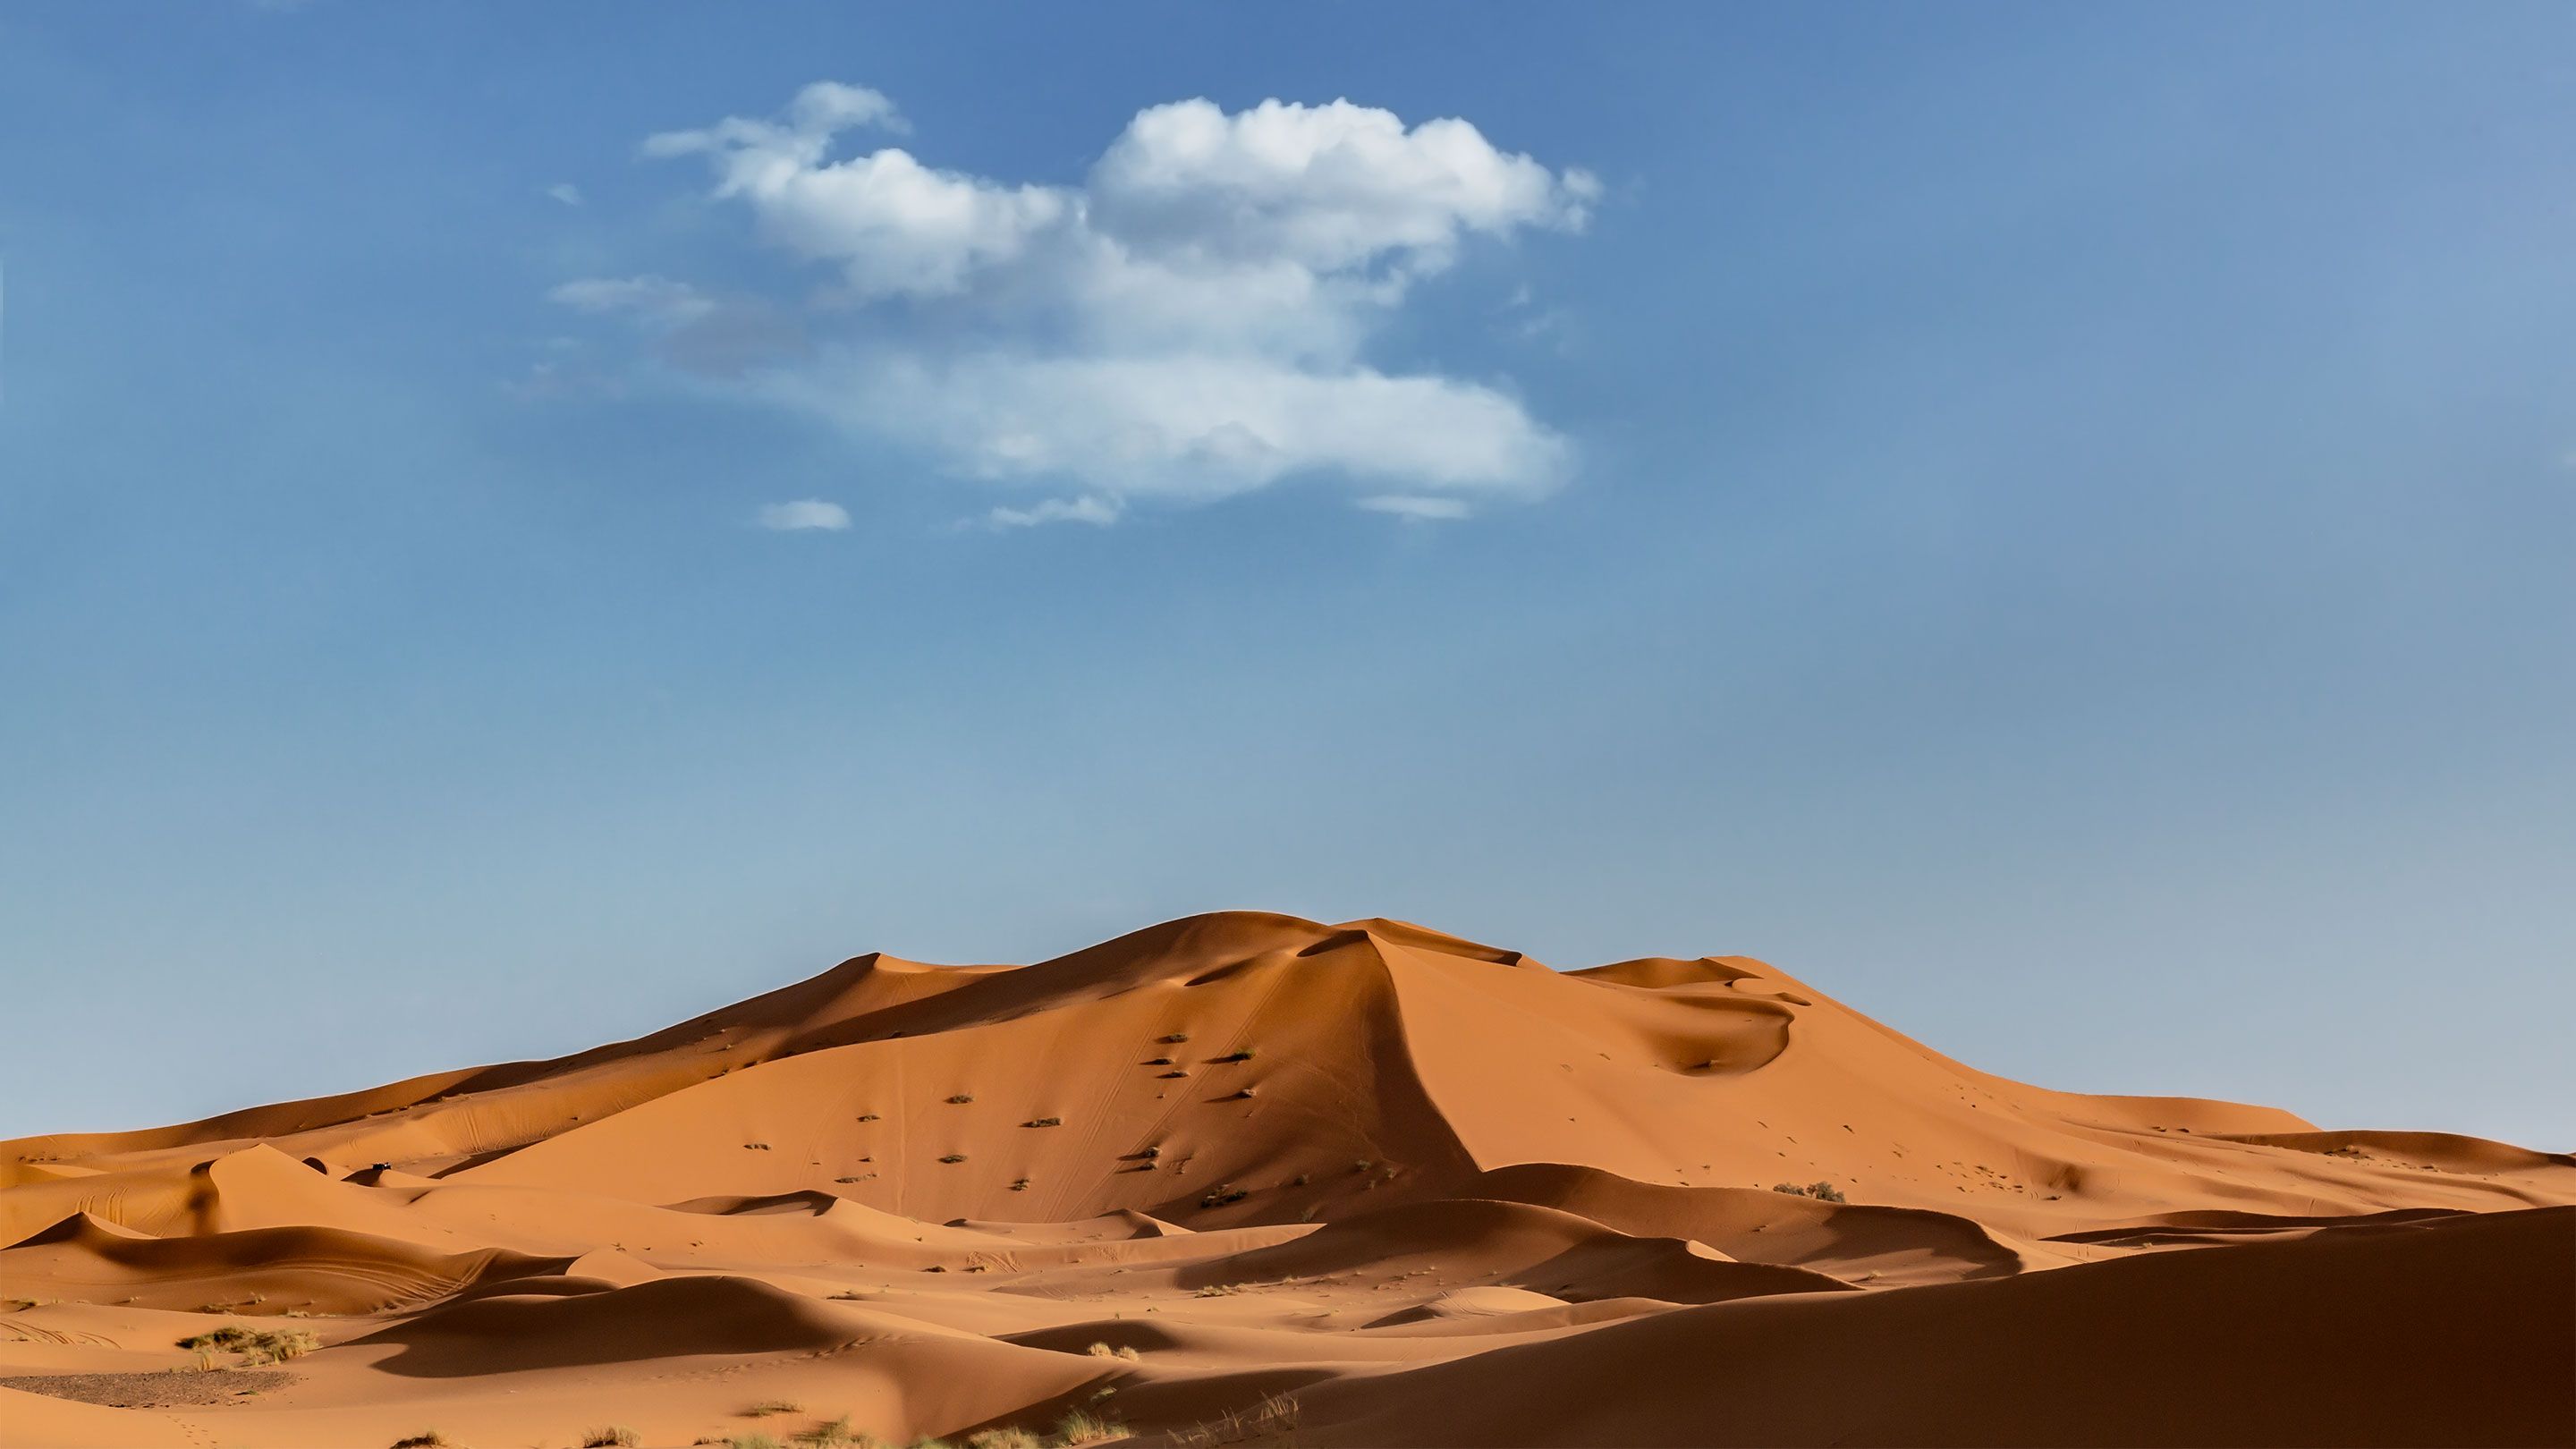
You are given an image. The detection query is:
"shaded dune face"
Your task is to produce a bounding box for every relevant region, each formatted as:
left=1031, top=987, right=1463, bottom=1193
left=3, top=911, right=2569, bottom=1448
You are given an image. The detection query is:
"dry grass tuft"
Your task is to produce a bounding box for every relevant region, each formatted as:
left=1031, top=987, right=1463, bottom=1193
left=745, top=1400, right=806, bottom=1417
left=1052, top=1409, right=1123, bottom=1445
left=584, top=1428, right=640, bottom=1448
left=1171, top=1392, right=1298, bottom=1449
left=175, top=1325, right=319, bottom=1366
left=389, top=1432, right=448, bottom=1449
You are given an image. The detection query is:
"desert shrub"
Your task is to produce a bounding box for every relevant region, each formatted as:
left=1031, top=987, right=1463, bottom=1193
left=946, top=1094, right=975, bottom=1105
left=938, top=1153, right=968, bottom=1164
left=1214, top=1049, right=1254, bottom=1063
left=746, top=1400, right=805, bottom=1417
left=733, top=1436, right=785, bottom=1449
left=1159, top=1032, right=1190, bottom=1044
left=1198, top=1187, right=1250, bottom=1208
left=963, top=1429, right=1039, bottom=1449
left=1769, top=1181, right=1847, bottom=1202
left=178, top=1325, right=318, bottom=1365
left=1022, top=1117, right=1063, bottom=1128
left=799, top=1416, right=860, bottom=1445
left=390, top=1433, right=447, bottom=1449
left=584, top=1429, right=641, bottom=1448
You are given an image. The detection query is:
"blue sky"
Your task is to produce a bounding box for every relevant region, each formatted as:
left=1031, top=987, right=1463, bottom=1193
left=2, top=4, right=2569, bottom=1146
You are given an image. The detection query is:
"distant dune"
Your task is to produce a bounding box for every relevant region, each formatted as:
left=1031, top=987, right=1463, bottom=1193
left=4, top=911, right=2569, bottom=1446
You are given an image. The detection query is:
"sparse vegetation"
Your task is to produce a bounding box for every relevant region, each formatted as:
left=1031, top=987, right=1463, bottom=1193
left=1771, top=1181, right=1846, bottom=1202
left=1213, top=1049, right=1254, bottom=1063
left=858, top=1113, right=880, bottom=1122
left=1198, top=1187, right=1250, bottom=1208
left=731, top=1436, right=785, bottom=1449
left=746, top=1400, right=806, bottom=1418
left=1023, top=1116, right=1063, bottom=1128
left=1228, top=1088, right=1257, bottom=1099
left=963, top=1430, right=1039, bottom=1449
left=1193, top=1282, right=1244, bottom=1297
left=390, top=1433, right=448, bottom=1449
left=1172, top=1392, right=1298, bottom=1448
left=1053, top=1410, right=1121, bottom=1445
left=798, top=1416, right=860, bottom=1445
left=1085, top=1342, right=1141, bottom=1361
left=745, top=1142, right=773, bottom=1150
left=1159, top=1032, right=1191, bottom=1043
left=947, top=1094, right=976, bottom=1105
left=584, top=1428, right=641, bottom=1448
left=939, top=1153, right=969, bottom=1164
left=175, top=1325, right=319, bottom=1366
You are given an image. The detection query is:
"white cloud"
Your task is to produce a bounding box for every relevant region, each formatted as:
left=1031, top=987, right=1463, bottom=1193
left=571, top=83, right=1590, bottom=521
left=1090, top=98, right=1595, bottom=273
left=546, top=182, right=584, bottom=207
left=1357, top=494, right=1473, bottom=521
left=986, top=496, right=1122, bottom=529
left=751, top=499, right=852, bottom=532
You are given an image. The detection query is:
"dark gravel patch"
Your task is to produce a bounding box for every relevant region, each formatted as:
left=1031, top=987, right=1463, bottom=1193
left=0, top=1368, right=297, bottom=1407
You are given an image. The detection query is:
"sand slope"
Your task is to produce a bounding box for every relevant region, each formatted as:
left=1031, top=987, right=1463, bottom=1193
left=4, top=911, right=2568, bottom=1447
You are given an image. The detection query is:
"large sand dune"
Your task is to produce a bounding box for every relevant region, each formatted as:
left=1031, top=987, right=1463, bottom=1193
left=4, top=911, right=2569, bottom=1446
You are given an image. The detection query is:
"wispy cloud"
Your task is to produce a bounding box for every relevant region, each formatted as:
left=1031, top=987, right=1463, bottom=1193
left=556, top=82, right=1590, bottom=524
left=985, top=496, right=1122, bottom=530
left=751, top=499, right=852, bottom=532
left=1357, top=494, right=1473, bottom=521
left=547, top=275, right=713, bottom=326
left=546, top=182, right=584, bottom=207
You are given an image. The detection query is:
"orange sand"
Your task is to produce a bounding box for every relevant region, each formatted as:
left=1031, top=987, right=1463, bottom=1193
left=4, top=912, right=2569, bottom=1446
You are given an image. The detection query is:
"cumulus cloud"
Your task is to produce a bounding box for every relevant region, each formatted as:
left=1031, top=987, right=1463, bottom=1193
left=752, top=499, right=852, bottom=531
left=563, top=83, right=1591, bottom=521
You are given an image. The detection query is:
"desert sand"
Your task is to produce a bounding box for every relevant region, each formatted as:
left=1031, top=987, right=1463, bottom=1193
left=4, top=911, right=2570, bottom=1447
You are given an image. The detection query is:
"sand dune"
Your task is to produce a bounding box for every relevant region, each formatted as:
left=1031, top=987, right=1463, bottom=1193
left=4, top=911, right=2568, bottom=1446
